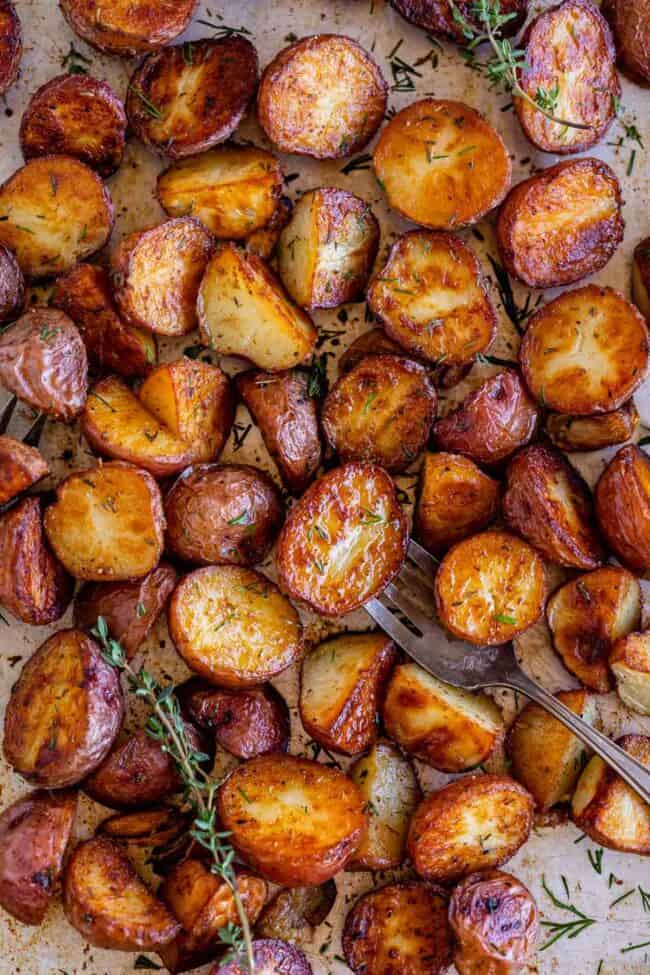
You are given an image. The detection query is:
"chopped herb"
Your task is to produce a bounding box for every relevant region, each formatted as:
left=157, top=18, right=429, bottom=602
left=477, top=353, right=518, bottom=368
left=494, top=613, right=517, bottom=625
left=486, top=255, right=534, bottom=332
left=363, top=391, right=378, bottom=415
left=60, top=42, right=91, bottom=75
left=40, top=323, right=59, bottom=342
left=639, top=886, right=650, bottom=912
left=539, top=876, right=597, bottom=950
left=183, top=344, right=204, bottom=360
left=313, top=559, right=326, bottom=574
left=182, top=42, right=194, bottom=66
left=15, top=224, right=35, bottom=234
left=237, top=787, right=252, bottom=803
left=621, top=941, right=650, bottom=955
left=307, top=353, right=328, bottom=399
left=587, top=847, right=604, bottom=874
left=610, top=889, right=634, bottom=908
left=340, top=153, right=373, bottom=174
left=228, top=511, right=252, bottom=527
left=231, top=422, right=252, bottom=452
left=49, top=173, right=58, bottom=197
left=134, top=957, right=162, bottom=971
left=361, top=508, right=387, bottom=526
left=136, top=603, right=147, bottom=618
left=628, top=149, right=637, bottom=176
left=128, top=85, right=164, bottom=120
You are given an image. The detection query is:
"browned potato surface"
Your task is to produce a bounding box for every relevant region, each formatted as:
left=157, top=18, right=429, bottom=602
left=0, top=435, right=48, bottom=506
left=215, top=940, right=313, bottom=975
left=415, top=452, right=499, bottom=554
left=257, top=34, right=387, bottom=158
left=610, top=630, right=650, bottom=716
left=545, top=402, right=639, bottom=452
left=496, top=158, right=623, bottom=289
left=389, top=0, right=527, bottom=42
left=245, top=196, right=293, bottom=260
left=0, top=2, right=21, bottom=95
left=602, top=0, right=650, bottom=83
left=0, top=243, right=24, bottom=322
left=3, top=628, right=124, bottom=788
left=373, top=100, right=511, bottom=230
left=276, top=462, right=408, bottom=616
left=633, top=236, right=650, bottom=320
left=595, top=445, right=650, bottom=571
left=256, top=882, right=336, bottom=946
left=60, top=0, right=196, bottom=56
left=218, top=754, right=367, bottom=885
left=338, top=329, right=406, bottom=374
left=180, top=679, right=290, bottom=758
left=99, top=806, right=187, bottom=848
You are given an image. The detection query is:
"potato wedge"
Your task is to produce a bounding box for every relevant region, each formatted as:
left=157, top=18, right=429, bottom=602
left=256, top=882, right=336, bottom=946
left=602, top=0, right=650, bottom=83
left=415, top=451, right=499, bottom=555
left=610, top=631, right=650, bottom=716
left=215, top=940, right=312, bottom=975
left=218, top=754, right=367, bottom=885
left=373, top=100, right=511, bottom=230
left=299, top=632, right=397, bottom=755
left=198, top=243, right=317, bottom=370
left=44, top=461, right=165, bottom=581
left=0, top=1, right=21, bottom=95
left=0, top=243, right=24, bottom=322
left=100, top=807, right=188, bottom=848
left=169, top=565, right=303, bottom=688
left=60, top=0, right=196, bottom=56
left=276, top=461, right=408, bottom=616
left=503, top=443, right=604, bottom=570
left=257, top=34, right=387, bottom=158
left=545, top=402, right=639, bottom=452
left=0, top=789, right=76, bottom=925
left=595, top=445, right=650, bottom=571
left=0, top=155, right=113, bottom=279
left=389, top=0, right=527, bottom=42
left=0, top=435, right=48, bottom=506
left=245, top=196, right=293, bottom=260
left=3, top=628, right=124, bottom=787
left=571, top=734, right=650, bottom=853
left=496, top=158, right=623, bottom=289
left=633, top=236, right=650, bottom=320
left=180, top=679, right=290, bottom=758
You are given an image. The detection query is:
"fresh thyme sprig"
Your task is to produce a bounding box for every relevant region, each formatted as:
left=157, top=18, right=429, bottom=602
left=539, top=876, right=597, bottom=950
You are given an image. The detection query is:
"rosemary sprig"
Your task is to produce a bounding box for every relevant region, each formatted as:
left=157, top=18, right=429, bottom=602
left=307, top=353, right=329, bottom=399
left=128, top=85, right=164, bottom=121
left=539, top=876, right=597, bottom=950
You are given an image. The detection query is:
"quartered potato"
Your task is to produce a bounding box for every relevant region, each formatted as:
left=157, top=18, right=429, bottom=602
left=256, top=882, right=336, bottom=946
left=0, top=243, right=24, bottom=322
left=545, top=402, right=639, bottom=452
left=633, top=236, right=650, bottom=320
left=415, top=452, right=499, bottom=555
left=602, top=0, right=650, bottom=83
left=60, top=0, right=196, bottom=56
left=389, top=0, right=527, bottom=42
left=127, top=37, right=258, bottom=159
left=215, top=940, right=313, bottom=975
left=245, top=196, right=293, bottom=260
left=44, top=461, right=165, bottom=581
left=0, top=1, right=21, bottom=95
left=0, top=435, right=48, bottom=506
left=299, top=632, right=397, bottom=755
left=373, top=100, right=511, bottom=230
left=180, top=679, right=290, bottom=758
left=610, top=631, right=650, bottom=716
left=169, top=565, right=303, bottom=688
left=218, top=754, right=367, bottom=885
left=0, top=155, right=113, bottom=279
left=278, top=187, right=379, bottom=309
left=546, top=567, right=640, bottom=692
left=257, top=34, right=387, bottom=158
left=198, top=243, right=317, bottom=370
left=595, top=445, right=650, bottom=571
left=496, top=158, right=624, bottom=288
left=366, top=230, right=496, bottom=366
left=3, top=628, right=124, bottom=788
left=276, top=462, right=408, bottom=616
left=435, top=530, right=546, bottom=646
left=99, top=806, right=188, bottom=848
left=382, top=661, right=504, bottom=772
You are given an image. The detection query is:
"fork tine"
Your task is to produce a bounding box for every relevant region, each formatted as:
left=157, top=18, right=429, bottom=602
left=383, top=581, right=439, bottom=637
left=407, top=538, right=438, bottom=580
left=398, top=560, right=436, bottom=599
left=0, top=394, right=17, bottom=435
left=365, top=595, right=425, bottom=649
left=22, top=412, right=47, bottom=448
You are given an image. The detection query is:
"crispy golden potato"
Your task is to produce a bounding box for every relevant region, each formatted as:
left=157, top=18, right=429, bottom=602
left=595, top=445, right=650, bottom=571
left=257, top=34, right=387, bottom=159
left=610, top=631, right=650, bottom=716
left=373, top=100, right=511, bottom=230
left=44, top=461, right=165, bottom=581
left=389, top=0, right=527, bottom=42
left=571, top=734, right=650, bottom=853
left=245, top=196, right=293, bottom=260
left=218, top=754, right=367, bottom=885
left=602, top=0, right=650, bottom=83
left=415, top=452, right=499, bottom=555
left=633, top=237, right=650, bottom=320
left=503, top=443, right=605, bottom=570
left=545, top=402, right=639, bottom=452
left=0, top=155, right=113, bottom=279
left=0, top=243, right=24, bottom=322
left=164, top=463, right=284, bottom=566
left=0, top=789, right=76, bottom=926
left=256, top=882, right=336, bottom=946
left=169, top=565, right=303, bottom=688
left=60, top=0, right=196, bottom=56
left=0, top=435, right=48, bottom=506
left=338, top=329, right=407, bottom=374
left=300, top=632, right=397, bottom=756
left=3, top=628, right=123, bottom=788
left=99, top=806, right=188, bottom=848
left=198, top=243, right=317, bottom=370
left=496, top=158, right=624, bottom=289
left=277, top=461, right=408, bottom=616
left=507, top=690, right=597, bottom=810
left=342, top=881, right=452, bottom=975
left=0, top=2, right=21, bottom=95
left=216, top=940, right=313, bottom=975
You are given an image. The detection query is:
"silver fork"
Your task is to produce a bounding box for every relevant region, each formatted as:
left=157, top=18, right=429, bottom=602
left=366, top=539, right=650, bottom=805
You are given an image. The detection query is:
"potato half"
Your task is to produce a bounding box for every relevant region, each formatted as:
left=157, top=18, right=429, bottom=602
left=0, top=243, right=24, bottom=322
left=632, top=236, right=650, bottom=320
left=0, top=2, right=21, bottom=95
left=216, top=940, right=313, bottom=975
left=0, top=435, right=48, bottom=506
left=338, top=329, right=406, bottom=374
left=389, top=0, right=527, bottom=42
left=595, top=445, right=650, bottom=572
left=60, top=0, right=196, bottom=56
left=245, top=196, right=293, bottom=260
left=415, top=451, right=499, bottom=555
left=99, top=807, right=187, bottom=848
left=602, top=0, right=650, bottom=83
left=545, top=402, right=639, bottom=453
left=256, top=882, right=336, bottom=947
left=610, top=631, right=650, bottom=716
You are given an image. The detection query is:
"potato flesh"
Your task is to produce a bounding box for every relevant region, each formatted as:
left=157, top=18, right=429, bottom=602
left=610, top=632, right=650, bottom=715
left=0, top=436, right=48, bottom=506
left=415, top=451, right=499, bottom=554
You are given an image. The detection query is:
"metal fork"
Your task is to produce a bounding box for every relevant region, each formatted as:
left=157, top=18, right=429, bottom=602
left=366, top=539, right=650, bottom=805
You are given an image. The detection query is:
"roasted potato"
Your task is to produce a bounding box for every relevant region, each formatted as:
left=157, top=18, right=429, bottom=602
left=257, top=34, right=387, bottom=159
left=503, top=443, right=605, bottom=570
left=546, top=567, right=640, bottom=692
left=180, top=679, right=290, bottom=758
left=545, top=402, right=639, bottom=452
left=245, top=196, right=293, bottom=260
left=236, top=369, right=322, bottom=494
left=389, top=0, right=527, bottom=42
left=610, top=630, right=650, bottom=716
left=44, top=461, right=165, bottom=581
left=276, top=461, right=408, bottom=616
left=299, top=632, right=397, bottom=756
left=342, top=881, right=452, bottom=975
left=366, top=230, right=496, bottom=366
left=20, top=74, right=127, bottom=177
left=602, top=0, right=650, bottom=83
left=435, top=530, right=546, bottom=646
left=60, top=0, right=196, bottom=56
left=507, top=690, right=597, bottom=810
left=0, top=435, right=48, bottom=506
left=218, top=754, right=367, bottom=886
left=382, top=661, right=504, bottom=772
left=373, top=100, right=511, bottom=230
left=415, top=451, right=499, bottom=555
left=169, top=565, right=303, bottom=688
left=496, top=158, right=624, bottom=289
left=633, top=237, right=650, bottom=319
left=198, top=242, right=317, bottom=370
left=571, top=734, right=650, bottom=853
left=99, top=806, right=187, bottom=848
left=3, top=628, right=124, bottom=788
left=0, top=155, right=114, bottom=279
left=164, top=463, right=284, bottom=566
left=0, top=243, right=24, bottom=322
left=595, top=445, right=650, bottom=571
left=408, top=775, right=534, bottom=883
left=64, top=835, right=180, bottom=950
left=256, top=882, right=336, bottom=946
left=215, top=940, right=313, bottom=975
left=0, top=1, right=21, bottom=95
left=338, top=329, right=406, bottom=374
left=0, top=789, right=76, bottom=925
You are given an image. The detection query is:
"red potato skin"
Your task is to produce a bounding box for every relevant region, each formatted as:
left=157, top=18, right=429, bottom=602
left=389, top=0, right=527, bottom=42
left=0, top=243, right=24, bottom=322
left=0, top=436, right=48, bottom=506
left=59, top=0, right=197, bottom=57
left=602, top=0, right=650, bottom=84
left=0, top=2, right=21, bottom=95
left=595, top=445, right=650, bottom=572
left=214, top=939, right=313, bottom=975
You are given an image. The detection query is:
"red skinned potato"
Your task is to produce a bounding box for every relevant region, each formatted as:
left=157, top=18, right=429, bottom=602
left=0, top=436, right=48, bottom=506
left=545, top=402, right=639, bottom=452
left=415, top=452, right=499, bottom=554
left=0, top=243, right=24, bottom=323
left=389, top=0, right=527, bottom=41
left=610, top=631, right=650, bottom=716
left=602, top=0, right=650, bottom=84
left=633, top=236, right=650, bottom=320
left=256, top=883, right=337, bottom=946
left=60, top=0, right=196, bottom=56
left=214, top=940, right=313, bottom=975
left=595, top=444, right=650, bottom=572
left=99, top=806, right=188, bottom=848
left=0, top=2, right=20, bottom=95
left=338, top=329, right=407, bottom=374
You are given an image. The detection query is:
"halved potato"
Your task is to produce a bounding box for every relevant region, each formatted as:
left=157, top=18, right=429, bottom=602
left=0, top=155, right=113, bottom=279
left=0, top=243, right=24, bottom=322
left=503, top=443, right=605, bottom=570
left=366, top=230, right=496, bottom=366
left=168, top=565, right=303, bottom=688
left=3, top=628, right=124, bottom=788
left=256, top=882, right=336, bottom=946
left=257, top=34, right=387, bottom=158
left=435, top=530, right=546, bottom=647
left=338, top=329, right=406, bottom=374
left=602, top=0, right=650, bottom=83
left=299, top=632, right=397, bottom=755
left=180, top=679, right=290, bottom=758
left=276, top=461, right=408, bottom=616
left=44, top=461, right=165, bottom=581
left=0, top=2, right=21, bottom=95
left=496, top=158, right=624, bottom=288
left=218, top=754, right=367, bottom=885
left=0, top=435, right=48, bottom=506
left=595, top=445, right=650, bottom=571
left=507, top=689, right=598, bottom=810
left=382, top=661, right=504, bottom=772
left=389, top=0, right=527, bottom=42
left=100, top=807, right=187, bottom=848
left=408, top=775, right=534, bottom=883
left=245, top=196, right=293, bottom=260
left=60, top=0, right=196, bottom=56
left=415, top=451, right=499, bottom=554
left=198, top=243, right=317, bottom=370
left=571, top=734, right=650, bottom=853
left=215, top=940, right=312, bottom=975
left=545, top=402, right=639, bottom=452
left=373, top=99, right=511, bottom=230
left=546, top=567, right=640, bottom=692
left=610, top=631, right=650, bottom=716
left=633, top=237, right=650, bottom=320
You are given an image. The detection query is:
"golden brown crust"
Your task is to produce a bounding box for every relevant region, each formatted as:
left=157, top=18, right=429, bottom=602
left=545, top=401, right=639, bottom=452
left=256, top=883, right=336, bottom=946
left=633, top=236, right=650, bottom=320
left=389, top=0, right=527, bottom=42
left=0, top=243, right=24, bottom=322
left=595, top=445, right=650, bottom=571
left=215, top=940, right=313, bottom=975
left=609, top=630, right=650, bottom=716
left=0, top=435, right=48, bottom=506
left=338, top=329, right=408, bottom=374
left=415, top=451, right=499, bottom=554
left=602, top=0, right=650, bottom=84
left=99, top=806, right=188, bottom=848
left=60, top=0, right=197, bottom=56
left=0, top=2, right=21, bottom=95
